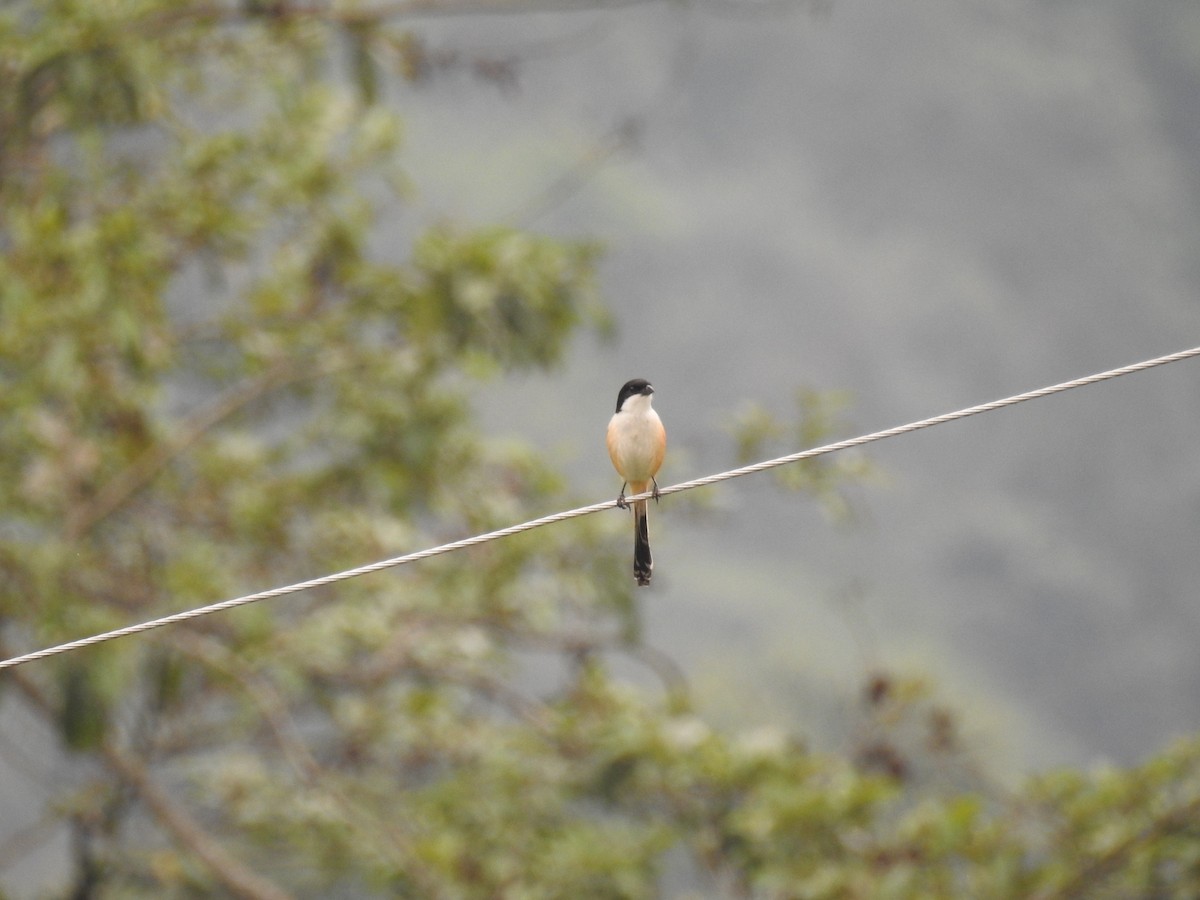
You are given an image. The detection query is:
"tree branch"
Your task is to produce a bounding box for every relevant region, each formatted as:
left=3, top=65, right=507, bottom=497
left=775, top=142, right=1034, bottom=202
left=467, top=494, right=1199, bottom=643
left=1034, top=793, right=1200, bottom=900
left=169, top=630, right=447, bottom=894
left=100, top=742, right=295, bottom=900
left=6, top=666, right=293, bottom=900
left=65, top=357, right=333, bottom=540
left=144, top=0, right=655, bottom=31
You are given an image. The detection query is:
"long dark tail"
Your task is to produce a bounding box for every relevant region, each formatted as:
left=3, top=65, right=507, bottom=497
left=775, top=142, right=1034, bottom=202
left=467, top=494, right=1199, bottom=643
left=633, top=499, right=652, bottom=586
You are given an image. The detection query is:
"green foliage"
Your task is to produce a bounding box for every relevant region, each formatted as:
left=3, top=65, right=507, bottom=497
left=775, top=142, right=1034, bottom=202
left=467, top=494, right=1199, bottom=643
left=2, top=3, right=1200, bottom=899
left=729, top=388, right=879, bottom=524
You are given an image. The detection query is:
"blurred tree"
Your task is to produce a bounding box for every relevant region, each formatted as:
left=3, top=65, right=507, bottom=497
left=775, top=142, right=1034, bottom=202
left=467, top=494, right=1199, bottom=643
left=729, top=388, right=879, bottom=525
left=2, top=2, right=1200, bottom=899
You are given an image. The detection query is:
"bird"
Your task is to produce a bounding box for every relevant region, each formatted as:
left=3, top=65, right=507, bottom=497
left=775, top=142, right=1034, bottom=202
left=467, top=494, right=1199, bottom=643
left=606, top=378, right=666, bottom=586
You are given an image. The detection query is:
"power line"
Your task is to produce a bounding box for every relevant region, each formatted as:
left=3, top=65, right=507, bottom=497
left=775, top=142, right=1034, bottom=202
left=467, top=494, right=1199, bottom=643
left=2, top=345, right=1198, bottom=671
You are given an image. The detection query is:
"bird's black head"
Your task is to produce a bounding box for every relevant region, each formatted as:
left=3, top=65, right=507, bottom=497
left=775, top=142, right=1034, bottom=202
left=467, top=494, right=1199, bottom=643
left=615, top=378, right=654, bottom=413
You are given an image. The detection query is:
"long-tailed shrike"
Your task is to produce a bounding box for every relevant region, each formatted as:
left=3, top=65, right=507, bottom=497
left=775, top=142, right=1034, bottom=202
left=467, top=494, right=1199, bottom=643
left=606, top=378, right=666, bottom=586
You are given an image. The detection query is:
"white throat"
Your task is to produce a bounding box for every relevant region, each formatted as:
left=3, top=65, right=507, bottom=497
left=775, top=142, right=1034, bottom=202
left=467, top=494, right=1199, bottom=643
left=620, top=393, right=655, bottom=416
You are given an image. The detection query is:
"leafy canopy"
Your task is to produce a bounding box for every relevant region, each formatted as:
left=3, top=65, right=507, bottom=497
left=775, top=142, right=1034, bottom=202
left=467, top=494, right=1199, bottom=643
left=2, top=2, right=1200, bottom=898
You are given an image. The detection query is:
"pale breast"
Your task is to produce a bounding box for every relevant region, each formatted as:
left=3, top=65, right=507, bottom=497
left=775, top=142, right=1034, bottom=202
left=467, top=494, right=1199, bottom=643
left=607, top=409, right=665, bottom=482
